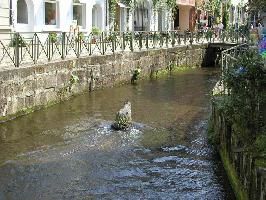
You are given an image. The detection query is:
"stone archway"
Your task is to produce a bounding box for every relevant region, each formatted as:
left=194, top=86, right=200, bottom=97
left=92, top=4, right=103, bottom=30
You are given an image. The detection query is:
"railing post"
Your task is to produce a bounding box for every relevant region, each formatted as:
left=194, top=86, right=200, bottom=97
left=89, top=34, right=92, bottom=55
left=130, top=32, right=133, bottom=52
left=166, top=31, right=169, bottom=48
left=139, top=32, right=142, bottom=50
left=122, top=32, right=125, bottom=52
left=146, top=33, right=149, bottom=49
left=48, top=33, right=51, bottom=61
left=61, top=32, right=66, bottom=60
left=171, top=32, right=175, bottom=47
left=77, top=33, right=81, bottom=58
left=33, top=33, right=37, bottom=64
left=102, top=32, right=105, bottom=55
left=160, top=32, right=163, bottom=47
left=178, top=32, right=181, bottom=45
left=196, top=31, right=199, bottom=43
left=189, top=32, right=193, bottom=45
left=14, top=33, right=20, bottom=67
left=111, top=32, right=115, bottom=54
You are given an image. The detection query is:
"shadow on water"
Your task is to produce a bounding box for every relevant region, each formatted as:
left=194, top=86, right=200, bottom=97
left=0, top=68, right=235, bottom=199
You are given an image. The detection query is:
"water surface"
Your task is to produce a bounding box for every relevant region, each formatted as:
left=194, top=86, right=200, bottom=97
left=0, top=68, right=235, bottom=199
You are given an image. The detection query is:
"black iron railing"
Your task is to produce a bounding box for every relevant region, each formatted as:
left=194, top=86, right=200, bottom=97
left=0, top=30, right=249, bottom=68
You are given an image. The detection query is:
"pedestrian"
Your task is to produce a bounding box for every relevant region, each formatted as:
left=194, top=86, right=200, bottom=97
left=218, top=22, right=224, bottom=38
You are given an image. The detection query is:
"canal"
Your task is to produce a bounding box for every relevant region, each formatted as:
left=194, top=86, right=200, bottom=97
left=0, top=68, right=234, bottom=199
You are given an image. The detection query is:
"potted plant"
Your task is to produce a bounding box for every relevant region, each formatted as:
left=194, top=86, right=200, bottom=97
left=91, top=27, right=101, bottom=44
left=49, top=32, right=57, bottom=43
left=75, top=32, right=85, bottom=42
left=9, top=35, right=26, bottom=47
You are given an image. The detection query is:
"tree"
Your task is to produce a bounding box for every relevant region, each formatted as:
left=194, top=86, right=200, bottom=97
left=248, top=0, right=266, bottom=12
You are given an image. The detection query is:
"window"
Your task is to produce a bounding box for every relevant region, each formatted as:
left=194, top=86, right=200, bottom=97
left=45, top=0, right=57, bottom=25
left=73, top=0, right=86, bottom=28
left=17, top=0, right=28, bottom=24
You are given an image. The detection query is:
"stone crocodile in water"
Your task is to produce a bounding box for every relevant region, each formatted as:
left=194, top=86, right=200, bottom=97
left=112, top=101, right=132, bottom=130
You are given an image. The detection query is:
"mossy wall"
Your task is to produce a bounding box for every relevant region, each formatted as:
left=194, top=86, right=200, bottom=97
left=0, top=44, right=207, bottom=122
left=210, top=102, right=266, bottom=200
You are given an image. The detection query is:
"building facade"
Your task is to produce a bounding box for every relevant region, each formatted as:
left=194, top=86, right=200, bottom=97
left=4, top=0, right=174, bottom=33
left=12, top=0, right=107, bottom=33
left=174, top=0, right=196, bottom=31
left=0, top=0, right=12, bottom=32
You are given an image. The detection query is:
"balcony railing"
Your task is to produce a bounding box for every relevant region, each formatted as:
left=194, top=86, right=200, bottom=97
left=0, top=30, right=249, bottom=68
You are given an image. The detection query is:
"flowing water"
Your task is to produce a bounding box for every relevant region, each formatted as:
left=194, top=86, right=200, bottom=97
left=0, top=68, right=235, bottom=200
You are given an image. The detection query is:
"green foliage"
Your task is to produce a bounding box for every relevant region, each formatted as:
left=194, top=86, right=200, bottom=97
left=75, top=32, right=85, bottom=42
left=207, top=117, right=219, bottom=146
left=70, top=74, right=79, bottom=85
left=121, top=0, right=133, bottom=9
left=222, top=3, right=230, bottom=29
left=49, top=32, right=57, bottom=43
left=217, top=50, right=266, bottom=145
left=131, top=67, right=141, bottom=84
left=108, top=0, right=117, bottom=22
left=9, top=35, right=26, bottom=47
left=248, top=0, right=266, bottom=12
left=91, top=27, right=101, bottom=36
left=165, top=0, right=176, bottom=10
left=255, top=134, right=266, bottom=154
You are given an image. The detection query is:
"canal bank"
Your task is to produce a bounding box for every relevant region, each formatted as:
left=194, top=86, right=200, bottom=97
left=208, top=45, right=266, bottom=200
left=0, top=44, right=209, bottom=122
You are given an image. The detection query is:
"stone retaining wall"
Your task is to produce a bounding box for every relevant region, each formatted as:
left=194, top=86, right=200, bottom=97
left=0, top=44, right=207, bottom=121
left=211, top=101, right=266, bottom=200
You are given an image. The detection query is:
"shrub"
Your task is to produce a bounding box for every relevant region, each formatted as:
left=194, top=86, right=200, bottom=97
left=217, top=49, right=266, bottom=144
left=91, top=27, right=101, bottom=36
left=9, top=36, right=26, bottom=47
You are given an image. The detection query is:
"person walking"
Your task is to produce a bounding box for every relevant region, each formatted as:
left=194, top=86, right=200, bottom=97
left=218, top=22, right=224, bottom=39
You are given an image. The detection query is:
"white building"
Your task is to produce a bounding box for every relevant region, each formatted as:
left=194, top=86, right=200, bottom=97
left=12, top=0, right=107, bottom=33
left=0, top=0, right=11, bottom=32
left=229, top=0, right=248, bottom=27
left=8, top=0, right=173, bottom=33
left=128, top=0, right=172, bottom=32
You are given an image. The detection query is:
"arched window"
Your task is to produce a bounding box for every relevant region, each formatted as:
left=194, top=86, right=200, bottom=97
left=92, top=4, right=102, bottom=30
left=17, top=0, right=28, bottom=24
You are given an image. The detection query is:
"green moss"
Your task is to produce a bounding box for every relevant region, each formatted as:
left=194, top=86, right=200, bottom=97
left=171, top=65, right=197, bottom=73
left=0, top=100, right=60, bottom=124
left=255, top=159, right=266, bottom=168
left=153, top=69, right=169, bottom=77
left=207, top=117, right=219, bottom=146
left=150, top=65, right=197, bottom=79
left=220, top=148, right=249, bottom=200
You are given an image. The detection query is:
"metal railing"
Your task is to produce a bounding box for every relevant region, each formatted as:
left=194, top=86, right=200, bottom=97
left=0, top=30, right=249, bottom=68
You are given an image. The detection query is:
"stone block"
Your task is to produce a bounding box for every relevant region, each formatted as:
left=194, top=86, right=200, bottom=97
left=57, top=72, right=71, bottom=87
left=44, top=73, right=57, bottom=89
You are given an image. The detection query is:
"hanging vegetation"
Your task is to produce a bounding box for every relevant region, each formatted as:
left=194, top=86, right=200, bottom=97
left=109, top=0, right=117, bottom=22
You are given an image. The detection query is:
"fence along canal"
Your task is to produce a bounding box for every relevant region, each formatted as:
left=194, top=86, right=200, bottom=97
left=0, top=30, right=248, bottom=69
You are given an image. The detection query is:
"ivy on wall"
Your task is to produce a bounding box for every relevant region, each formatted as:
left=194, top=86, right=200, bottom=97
left=108, top=0, right=117, bottom=22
